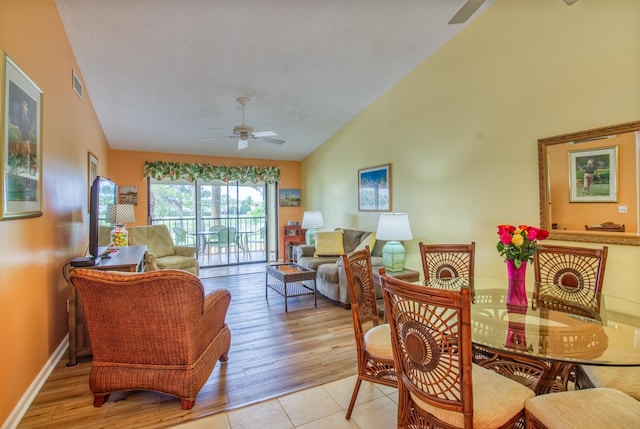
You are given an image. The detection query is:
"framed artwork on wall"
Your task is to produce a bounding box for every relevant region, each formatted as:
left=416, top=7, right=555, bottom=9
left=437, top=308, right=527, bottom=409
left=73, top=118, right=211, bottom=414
left=119, top=186, right=138, bottom=205
left=88, top=152, right=98, bottom=212
left=569, top=147, right=617, bottom=203
left=358, top=163, right=391, bottom=211
left=279, top=188, right=301, bottom=207
left=1, top=52, right=43, bottom=220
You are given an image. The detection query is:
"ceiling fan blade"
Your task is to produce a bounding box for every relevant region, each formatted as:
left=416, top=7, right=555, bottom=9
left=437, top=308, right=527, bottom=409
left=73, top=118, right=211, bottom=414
left=209, top=127, right=234, bottom=134
left=257, top=136, right=285, bottom=145
left=252, top=131, right=278, bottom=138
left=200, top=136, right=233, bottom=142
left=238, top=139, right=249, bottom=150
left=448, top=0, right=487, bottom=24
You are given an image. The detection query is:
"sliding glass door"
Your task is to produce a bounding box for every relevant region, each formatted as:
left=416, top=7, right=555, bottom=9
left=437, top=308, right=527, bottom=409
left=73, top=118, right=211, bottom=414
left=148, top=178, right=276, bottom=267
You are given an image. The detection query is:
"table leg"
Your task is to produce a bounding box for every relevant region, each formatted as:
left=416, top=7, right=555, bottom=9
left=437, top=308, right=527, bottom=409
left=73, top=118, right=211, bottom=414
left=536, top=360, right=568, bottom=395
left=284, top=279, right=288, bottom=312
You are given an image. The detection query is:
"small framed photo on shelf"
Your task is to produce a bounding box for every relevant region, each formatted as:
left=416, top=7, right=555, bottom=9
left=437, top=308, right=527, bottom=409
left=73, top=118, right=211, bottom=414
left=358, top=163, right=391, bottom=211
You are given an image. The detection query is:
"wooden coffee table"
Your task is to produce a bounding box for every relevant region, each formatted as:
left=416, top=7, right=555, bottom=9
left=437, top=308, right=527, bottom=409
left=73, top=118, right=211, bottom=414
left=265, top=263, right=317, bottom=312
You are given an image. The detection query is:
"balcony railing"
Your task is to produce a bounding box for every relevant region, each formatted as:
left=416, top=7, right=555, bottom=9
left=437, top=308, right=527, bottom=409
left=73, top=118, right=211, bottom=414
left=150, top=216, right=267, bottom=266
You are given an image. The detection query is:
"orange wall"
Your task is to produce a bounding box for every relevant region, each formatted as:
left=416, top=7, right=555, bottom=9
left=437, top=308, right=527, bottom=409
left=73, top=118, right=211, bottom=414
left=548, top=133, right=637, bottom=232
left=0, top=0, right=112, bottom=424
left=109, top=150, right=303, bottom=254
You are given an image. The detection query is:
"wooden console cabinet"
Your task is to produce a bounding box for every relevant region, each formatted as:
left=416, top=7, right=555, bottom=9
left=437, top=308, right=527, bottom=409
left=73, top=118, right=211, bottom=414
left=66, top=245, right=147, bottom=366
left=282, top=225, right=306, bottom=263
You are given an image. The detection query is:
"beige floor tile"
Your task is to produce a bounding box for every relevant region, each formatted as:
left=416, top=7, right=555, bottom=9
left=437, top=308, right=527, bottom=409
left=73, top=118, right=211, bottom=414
left=277, top=385, right=342, bottom=427
left=174, top=413, right=231, bottom=428
left=349, top=396, right=397, bottom=429
left=227, top=399, right=293, bottom=429
left=296, top=411, right=361, bottom=429
left=322, top=376, right=385, bottom=410
left=375, top=383, right=398, bottom=396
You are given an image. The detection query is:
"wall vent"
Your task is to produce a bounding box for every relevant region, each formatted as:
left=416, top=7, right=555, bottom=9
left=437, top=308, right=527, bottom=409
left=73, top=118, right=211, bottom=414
left=72, top=70, right=82, bottom=99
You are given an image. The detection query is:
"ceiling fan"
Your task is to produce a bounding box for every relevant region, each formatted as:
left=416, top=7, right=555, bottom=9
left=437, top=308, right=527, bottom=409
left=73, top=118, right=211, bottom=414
left=201, top=97, right=285, bottom=150
left=449, top=0, right=579, bottom=25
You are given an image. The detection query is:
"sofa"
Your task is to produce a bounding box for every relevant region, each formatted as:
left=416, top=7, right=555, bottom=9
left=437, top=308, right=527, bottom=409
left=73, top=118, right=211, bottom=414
left=295, top=228, right=384, bottom=308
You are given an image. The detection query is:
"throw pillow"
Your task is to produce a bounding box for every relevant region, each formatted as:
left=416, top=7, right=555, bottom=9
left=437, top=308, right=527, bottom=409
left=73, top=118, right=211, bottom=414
left=314, top=230, right=345, bottom=256
left=354, top=232, right=376, bottom=253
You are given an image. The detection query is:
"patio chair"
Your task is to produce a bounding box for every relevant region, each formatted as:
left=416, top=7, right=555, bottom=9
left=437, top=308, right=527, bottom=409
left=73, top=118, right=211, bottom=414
left=208, top=226, right=240, bottom=263
left=245, top=226, right=266, bottom=257
left=172, top=226, right=194, bottom=246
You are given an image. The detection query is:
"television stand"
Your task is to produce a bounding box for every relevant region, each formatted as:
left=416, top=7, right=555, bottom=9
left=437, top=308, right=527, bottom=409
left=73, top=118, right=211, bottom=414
left=66, top=245, right=147, bottom=366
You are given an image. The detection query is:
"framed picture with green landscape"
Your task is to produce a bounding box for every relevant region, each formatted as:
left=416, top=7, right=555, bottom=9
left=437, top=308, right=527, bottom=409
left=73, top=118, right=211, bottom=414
left=569, top=146, right=617, bottom=203
left=1, top=52, right=43, bottom=220
left=358, top=163, right=391, bottom=211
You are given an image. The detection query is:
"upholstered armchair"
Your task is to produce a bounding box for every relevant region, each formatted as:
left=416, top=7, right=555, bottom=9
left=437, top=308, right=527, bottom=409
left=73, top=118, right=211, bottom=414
left=68, top=268, right=232, bottom=410
left=128, top=224, right=199, bottom=275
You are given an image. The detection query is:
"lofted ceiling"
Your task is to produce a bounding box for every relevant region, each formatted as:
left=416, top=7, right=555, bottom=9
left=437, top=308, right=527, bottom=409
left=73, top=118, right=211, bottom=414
left=54, top=0, right=495, bottom=161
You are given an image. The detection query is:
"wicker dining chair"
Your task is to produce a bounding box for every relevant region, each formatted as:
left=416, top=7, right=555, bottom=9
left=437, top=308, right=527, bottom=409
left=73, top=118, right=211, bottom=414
left=533, top=244, right=608, bottom=390
left=525, top=388, right=640, bottom=429
left=341, top=246, right=396, bottom=420
left=418, top=241, right=475, bottom=282
left=575, top=365, right=640, bottom=401
left=68, top=268, right=232, bottom=410
left=533, top=244, right=608, bottom=312
left=380, top=274, right=534, bottom=429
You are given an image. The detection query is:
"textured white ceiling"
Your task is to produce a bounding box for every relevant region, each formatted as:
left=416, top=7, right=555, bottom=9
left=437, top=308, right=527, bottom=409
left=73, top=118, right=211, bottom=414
left=54, top=0, right=495, bottom=161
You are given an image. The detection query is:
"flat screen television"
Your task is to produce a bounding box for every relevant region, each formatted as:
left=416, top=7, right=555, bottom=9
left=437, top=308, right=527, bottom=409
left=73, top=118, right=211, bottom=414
left=88, top=176, right=117, bottom=261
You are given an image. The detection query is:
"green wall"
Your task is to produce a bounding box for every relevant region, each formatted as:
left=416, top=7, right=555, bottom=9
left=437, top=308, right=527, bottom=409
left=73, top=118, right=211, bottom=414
left=302, top=0, right=640, bottom=301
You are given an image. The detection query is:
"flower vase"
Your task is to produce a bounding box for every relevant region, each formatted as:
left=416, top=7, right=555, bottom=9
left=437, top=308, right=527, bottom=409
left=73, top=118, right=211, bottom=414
left=506, top=259, right=528, bottom=307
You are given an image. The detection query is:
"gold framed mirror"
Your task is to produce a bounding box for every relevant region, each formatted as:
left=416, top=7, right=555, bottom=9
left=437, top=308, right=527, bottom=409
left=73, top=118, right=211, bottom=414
left=539, top=120, right=640, bottom=246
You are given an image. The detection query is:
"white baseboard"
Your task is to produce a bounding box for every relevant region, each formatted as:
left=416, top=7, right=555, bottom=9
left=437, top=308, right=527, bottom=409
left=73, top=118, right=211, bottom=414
left=2, top=335, right=69, bottom=429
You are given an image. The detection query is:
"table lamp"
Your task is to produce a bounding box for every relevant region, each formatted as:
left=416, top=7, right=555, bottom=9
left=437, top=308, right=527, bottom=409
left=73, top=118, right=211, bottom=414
left=107, top=204, right=136, bottom=246
left=302, top=211, right=324, bottom=245
left=376, top=212, right=413, bottom=272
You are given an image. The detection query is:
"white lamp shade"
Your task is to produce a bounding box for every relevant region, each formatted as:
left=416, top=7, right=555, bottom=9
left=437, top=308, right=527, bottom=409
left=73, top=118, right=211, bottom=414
left=107, top=204, right=136, bottom=225
left=302, top=211, right=324, bottom=229
left=376, top=213, right=413, bottom=241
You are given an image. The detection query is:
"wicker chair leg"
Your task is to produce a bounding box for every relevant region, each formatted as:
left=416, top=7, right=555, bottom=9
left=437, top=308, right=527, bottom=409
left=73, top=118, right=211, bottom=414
left=181, top=398, right=195, bottom=410
left=93, top=393, right=110, bottom=407
left=345, top=377, right=362, bottom=419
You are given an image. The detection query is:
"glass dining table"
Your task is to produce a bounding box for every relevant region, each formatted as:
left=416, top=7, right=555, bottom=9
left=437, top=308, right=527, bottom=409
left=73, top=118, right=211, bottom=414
left=387, top=277, right=640, bottom=395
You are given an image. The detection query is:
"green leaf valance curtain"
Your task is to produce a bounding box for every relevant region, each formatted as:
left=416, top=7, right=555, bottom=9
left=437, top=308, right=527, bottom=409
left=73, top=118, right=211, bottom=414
left=143, top=161, right=280, bottom=184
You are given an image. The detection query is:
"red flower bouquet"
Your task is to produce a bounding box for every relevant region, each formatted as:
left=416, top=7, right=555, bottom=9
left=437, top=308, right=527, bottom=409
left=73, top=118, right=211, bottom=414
left=496, top=224, right=549, bottom=268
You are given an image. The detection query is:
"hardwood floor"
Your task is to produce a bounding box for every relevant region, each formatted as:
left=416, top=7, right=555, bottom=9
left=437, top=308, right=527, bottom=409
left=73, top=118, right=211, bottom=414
left=18, top=266, right=357, bottom=428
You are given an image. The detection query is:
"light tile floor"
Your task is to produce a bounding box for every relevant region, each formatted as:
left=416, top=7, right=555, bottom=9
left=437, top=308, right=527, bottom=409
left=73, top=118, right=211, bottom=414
left=173, top=375, right=398, bottom=429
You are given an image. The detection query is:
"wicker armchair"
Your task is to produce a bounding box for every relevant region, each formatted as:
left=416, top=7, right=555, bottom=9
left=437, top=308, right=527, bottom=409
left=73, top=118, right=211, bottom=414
left=341, top=247, right=396, bottom=420
left=68, top=268, right=231, bottom=410
left=380, top=274, right=534, bottom=428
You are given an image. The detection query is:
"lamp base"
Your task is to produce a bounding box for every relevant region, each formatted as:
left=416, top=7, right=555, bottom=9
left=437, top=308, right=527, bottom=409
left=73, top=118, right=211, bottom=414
left=110, top=225, right=129, bottom=247
left=382, top=241, right=406, bottom=272
left=305, top=229, right=317, bottom=245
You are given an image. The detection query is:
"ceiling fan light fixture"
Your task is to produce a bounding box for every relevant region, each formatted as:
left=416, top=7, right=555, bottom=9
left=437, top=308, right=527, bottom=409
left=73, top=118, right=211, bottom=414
left=238, top=139, right=249, bottom=150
